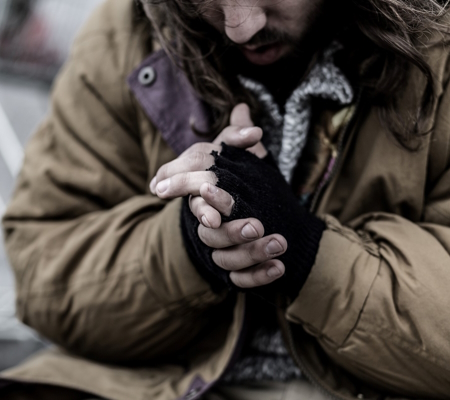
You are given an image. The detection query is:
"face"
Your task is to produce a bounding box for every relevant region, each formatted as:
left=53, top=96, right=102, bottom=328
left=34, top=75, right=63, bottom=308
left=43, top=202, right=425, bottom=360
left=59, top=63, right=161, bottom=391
left=196, top=0, right=328, bottom=66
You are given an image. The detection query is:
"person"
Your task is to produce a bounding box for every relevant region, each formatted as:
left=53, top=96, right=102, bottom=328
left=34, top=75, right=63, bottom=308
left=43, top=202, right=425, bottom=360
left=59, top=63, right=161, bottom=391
left=2, top=0, right=450, bottom=399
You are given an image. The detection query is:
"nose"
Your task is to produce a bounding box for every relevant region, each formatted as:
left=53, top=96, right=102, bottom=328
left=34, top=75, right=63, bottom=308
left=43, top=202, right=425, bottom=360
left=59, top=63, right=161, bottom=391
left=223, top=4, right=267, bottom=44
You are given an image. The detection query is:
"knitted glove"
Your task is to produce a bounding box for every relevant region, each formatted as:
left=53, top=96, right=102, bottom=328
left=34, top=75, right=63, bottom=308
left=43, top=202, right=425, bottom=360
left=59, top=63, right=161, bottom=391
left=181, top=143, right=326, bottom=298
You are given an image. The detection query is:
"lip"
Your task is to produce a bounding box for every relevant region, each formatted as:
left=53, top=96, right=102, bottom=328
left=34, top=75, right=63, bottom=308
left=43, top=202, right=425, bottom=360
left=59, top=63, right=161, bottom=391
left=239, top=42, right=285, bottom=66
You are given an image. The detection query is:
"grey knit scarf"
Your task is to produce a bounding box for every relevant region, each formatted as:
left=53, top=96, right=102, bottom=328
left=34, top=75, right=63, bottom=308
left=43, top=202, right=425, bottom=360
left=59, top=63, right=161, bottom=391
left=223, top=42, right=354, bottom=384
left=239, top=42, right=354, bottom=183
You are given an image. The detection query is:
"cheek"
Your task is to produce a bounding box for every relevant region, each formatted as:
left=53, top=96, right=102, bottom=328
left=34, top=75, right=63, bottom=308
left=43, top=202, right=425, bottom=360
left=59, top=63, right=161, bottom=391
left=271, top=0, right=326, bottom=34
left=274, top=0, right=325, bottom=14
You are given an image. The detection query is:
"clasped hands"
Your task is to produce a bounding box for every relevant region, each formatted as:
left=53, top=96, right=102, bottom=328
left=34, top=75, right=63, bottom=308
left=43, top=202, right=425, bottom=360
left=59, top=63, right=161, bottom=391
left=150, top=104, right=287, bottom=289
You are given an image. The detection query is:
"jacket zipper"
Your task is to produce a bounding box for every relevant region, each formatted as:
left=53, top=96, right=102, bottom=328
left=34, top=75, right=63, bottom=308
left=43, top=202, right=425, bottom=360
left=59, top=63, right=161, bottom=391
left=282, top=90, right=366, bottom=400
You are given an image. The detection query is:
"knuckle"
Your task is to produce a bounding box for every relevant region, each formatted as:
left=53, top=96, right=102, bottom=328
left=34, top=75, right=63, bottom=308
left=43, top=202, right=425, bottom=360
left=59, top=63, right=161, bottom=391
left=226, top=222, right=243, bottom=245
left=189, top=152, right=205, bottom=170
left=156, top=165, right=167, bottom=181
left=212, top=250, right=226, bottom=269
left=197, top=224, right=207, bottom=242
left=231, top=273, right=245, bottom=288
left=251, top=269, right=267, bottom=287
left=188, top=195, right=195, bottom=211
left=190, top=196, right=203, bottom=215
left=246, top=242, right=262, bottom=265
left=196, top=143, right=212, bottom=154
left=222, top=125, right=236, bottom=138
left=178, top=172, right=190, bottom=188
left=225, top=193, right=235, bottom=209
left=208, top=170, right=218, bottom=184
left=191, top=143, right=203, bottom=152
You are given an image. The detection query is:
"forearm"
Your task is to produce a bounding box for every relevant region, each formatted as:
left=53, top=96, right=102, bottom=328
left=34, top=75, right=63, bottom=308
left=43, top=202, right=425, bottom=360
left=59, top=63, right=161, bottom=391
left=4, top=197, right=225, bottom=363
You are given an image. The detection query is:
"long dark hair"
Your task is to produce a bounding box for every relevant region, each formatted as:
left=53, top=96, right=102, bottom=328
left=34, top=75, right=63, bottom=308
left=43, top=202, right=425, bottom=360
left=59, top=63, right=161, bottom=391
left=141, top=0, right=450, bottom=149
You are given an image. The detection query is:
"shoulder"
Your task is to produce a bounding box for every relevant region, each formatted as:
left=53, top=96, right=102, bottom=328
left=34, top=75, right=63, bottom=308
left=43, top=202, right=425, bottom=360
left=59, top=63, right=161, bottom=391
left=64, top=0, right=154, bottom=92
left=49, top=0, right=157, bottom=130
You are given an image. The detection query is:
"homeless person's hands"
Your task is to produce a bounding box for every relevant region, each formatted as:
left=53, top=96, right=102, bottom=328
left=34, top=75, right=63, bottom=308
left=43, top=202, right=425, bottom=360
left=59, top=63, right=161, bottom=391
left=151, top=104, right=290, bottom=290
left=150, top=103, right=266, bottom=228
left=183, top=143, right=326, bottom=297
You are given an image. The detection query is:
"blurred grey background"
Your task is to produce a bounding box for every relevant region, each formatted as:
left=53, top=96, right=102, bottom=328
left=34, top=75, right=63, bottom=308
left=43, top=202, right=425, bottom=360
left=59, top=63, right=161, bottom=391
left=0, top=0, right=104, bottom=371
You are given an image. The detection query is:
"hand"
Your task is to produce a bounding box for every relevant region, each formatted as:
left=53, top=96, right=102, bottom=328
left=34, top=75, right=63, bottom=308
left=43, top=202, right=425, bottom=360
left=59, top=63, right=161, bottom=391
left=151, top=103, right=267, bottom=228
left=197, top=144, right=326, bottom=297
left=153, top=104, right=288, bottom=289
left=196, top=183, right=287, bottom=289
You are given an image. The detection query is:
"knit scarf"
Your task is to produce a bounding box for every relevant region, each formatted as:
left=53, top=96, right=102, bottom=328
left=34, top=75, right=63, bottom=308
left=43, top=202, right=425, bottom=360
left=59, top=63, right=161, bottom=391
left=239, top=42, right=354, bottom=183
left=223, top=42, right=354, bottom=384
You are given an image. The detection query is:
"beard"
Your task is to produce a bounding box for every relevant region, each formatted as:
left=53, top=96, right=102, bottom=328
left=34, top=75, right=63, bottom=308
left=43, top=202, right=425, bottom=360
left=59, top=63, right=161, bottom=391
left=220, top=24, right=331, bottom=107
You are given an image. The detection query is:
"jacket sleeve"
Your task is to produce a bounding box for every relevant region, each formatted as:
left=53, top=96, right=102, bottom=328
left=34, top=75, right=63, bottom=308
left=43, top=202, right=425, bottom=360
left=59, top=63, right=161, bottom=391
left=1, top=24, right=224, bottom=364
left=286, top=83, right=450, bottom=397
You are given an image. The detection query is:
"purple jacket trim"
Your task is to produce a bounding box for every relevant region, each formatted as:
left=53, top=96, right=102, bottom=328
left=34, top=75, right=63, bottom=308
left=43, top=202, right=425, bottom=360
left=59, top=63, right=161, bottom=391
left=177, top=375, right=208, bottom=400
left=127, top=49, right=213, bottom=155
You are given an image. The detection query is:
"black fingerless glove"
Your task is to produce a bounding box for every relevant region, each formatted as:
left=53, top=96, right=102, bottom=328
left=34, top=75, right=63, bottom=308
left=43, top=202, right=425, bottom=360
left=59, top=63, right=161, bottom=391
left=181, top=144, right=326, bottom=298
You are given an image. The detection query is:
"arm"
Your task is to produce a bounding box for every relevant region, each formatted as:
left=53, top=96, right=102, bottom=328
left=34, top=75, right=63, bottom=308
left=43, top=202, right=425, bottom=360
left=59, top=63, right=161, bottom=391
left=287, top=207, right=450, bottom=397
left=286, top=79, right=450, bottom=396
left=2, top=41, right=224, bottom=364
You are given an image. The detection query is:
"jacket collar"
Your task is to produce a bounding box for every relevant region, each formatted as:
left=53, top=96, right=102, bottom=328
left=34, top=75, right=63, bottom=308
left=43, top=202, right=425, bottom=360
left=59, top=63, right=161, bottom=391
left=127, top=49, right=213, bottom=155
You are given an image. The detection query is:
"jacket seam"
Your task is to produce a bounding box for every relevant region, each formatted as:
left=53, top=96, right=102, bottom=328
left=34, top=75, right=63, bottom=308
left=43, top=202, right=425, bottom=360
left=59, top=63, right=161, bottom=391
left=20, top=258, right=216, bottom=317
left=75, top=28, right=140, bottom=46
left=58, top=74, right=144, bottom=195
left=15, top=246, right=42, bottom=323
left=354, top=323, right=450, bottom=374
left=80, top=75, right=136, bottom=140
left=138, top=258, right=221, bottom=314
left=22, top=260, right=141, bottom=297
left=339, top=258, right=382, bottom=347
left=324, top=217, right=380, bottom=257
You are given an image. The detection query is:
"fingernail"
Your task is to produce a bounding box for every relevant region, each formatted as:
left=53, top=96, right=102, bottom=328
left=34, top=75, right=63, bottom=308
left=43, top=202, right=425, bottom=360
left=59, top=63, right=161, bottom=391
left=201, top=215, right=211, bottom=228
left=156, top=179, right=170, bottom=194
left=150, top=177, right=157, bottom=193
left=239, top=127, right=254, bottom=136
left=208, top=184, right=218, bottom=194
left=266, top=240, right=283, bottom=255
left=267, top=266, right=283, bottom=278
left=241, top=224, right=258, bottom=239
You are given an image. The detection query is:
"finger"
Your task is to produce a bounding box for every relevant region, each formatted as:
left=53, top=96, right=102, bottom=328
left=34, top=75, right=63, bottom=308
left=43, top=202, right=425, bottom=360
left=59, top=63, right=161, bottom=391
left=247, top=142, right=268, bottom=159
left=150, top=152, right=215, bottom=194
left=212, top=234, right=288, bottom=270
left=180, top=142, right=222, bottom=158
left=189, top=196, right=222, bottom=229
left=200, top=182, right=235, bottom=217
left=230, top=260, right=285, bottom=288
left=213, top=125, right=263, bottom=148
left=198, top=218, right=264, bottom=249
left=155, top=171, right=217, bottom=199
left=230, top=103, right=254, bottom=126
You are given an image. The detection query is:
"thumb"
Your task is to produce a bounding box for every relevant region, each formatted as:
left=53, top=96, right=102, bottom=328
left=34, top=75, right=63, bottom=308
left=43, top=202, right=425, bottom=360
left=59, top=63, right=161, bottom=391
left=230, top=103, right=253, bottom=127
left=229, top=103, right=267, bottom=158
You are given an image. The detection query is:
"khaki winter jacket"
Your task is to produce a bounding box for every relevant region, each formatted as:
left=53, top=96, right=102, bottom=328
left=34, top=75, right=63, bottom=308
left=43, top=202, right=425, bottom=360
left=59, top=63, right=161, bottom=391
left=2, top=0, right=450, bottom=399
